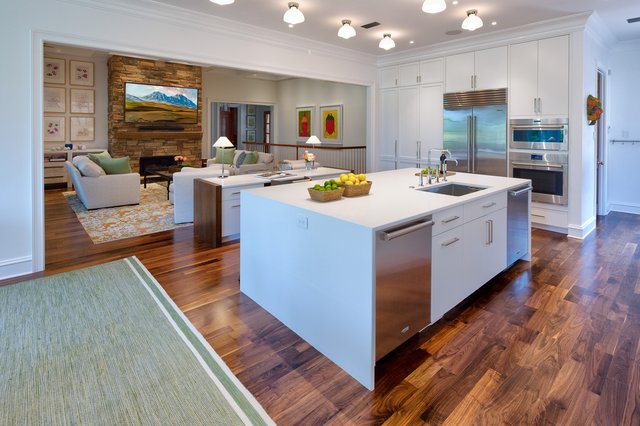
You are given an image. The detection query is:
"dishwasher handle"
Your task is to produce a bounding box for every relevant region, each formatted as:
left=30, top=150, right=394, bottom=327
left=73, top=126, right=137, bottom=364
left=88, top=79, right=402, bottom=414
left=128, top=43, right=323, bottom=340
left=509, top=186, right=533, bottom=197
left=380, top=220, right=434, bottom=241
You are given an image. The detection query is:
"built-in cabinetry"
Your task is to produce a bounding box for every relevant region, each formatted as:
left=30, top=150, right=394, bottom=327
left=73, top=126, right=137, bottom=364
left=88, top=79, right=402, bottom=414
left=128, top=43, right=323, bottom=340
left=378, top=59, right=444, bottom=171
left=221, top=184, right=264, bottom=237
left=444, top=46, right=508, bottom=93
left=378, top=58, right=444, bottom=89
left=43, top=149, right=104, bottom=188
left=431, top=191, right=507, bottom=321
left=509, top=35, right=569, bottom=117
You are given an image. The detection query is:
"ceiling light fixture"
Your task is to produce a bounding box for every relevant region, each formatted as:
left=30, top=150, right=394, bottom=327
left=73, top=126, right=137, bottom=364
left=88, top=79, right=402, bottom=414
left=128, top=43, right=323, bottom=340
left=283, top=2, right=305, bottom=25
left=337, top=19, right=356, bottom=39
left=209, top=0, right=234, bottom=4
left=422, top=0, right=446, bottom=14
left=379, top=33, right=395, bottom=50
left=462, top=9, right=483, bottom=31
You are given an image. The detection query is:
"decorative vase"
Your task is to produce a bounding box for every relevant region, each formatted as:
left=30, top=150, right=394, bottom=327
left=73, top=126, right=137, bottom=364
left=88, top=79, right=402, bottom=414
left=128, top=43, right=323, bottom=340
left=305, top=161, right=313, bottom=170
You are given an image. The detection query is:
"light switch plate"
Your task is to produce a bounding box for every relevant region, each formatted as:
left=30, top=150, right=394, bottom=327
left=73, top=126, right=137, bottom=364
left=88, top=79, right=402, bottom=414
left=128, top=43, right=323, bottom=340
left=297, top=216, right=308, bottom=230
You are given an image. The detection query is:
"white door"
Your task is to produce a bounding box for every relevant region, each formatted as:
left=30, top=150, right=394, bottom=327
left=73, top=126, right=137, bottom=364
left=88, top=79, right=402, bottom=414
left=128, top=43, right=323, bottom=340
left=474, top=46, right=508, bottom=90
left=445, top=52, right=474, bottom=93
left=463, top=208, right=507, bottom=292
left=398, top=63, right=420, bottom=87
left=378, top=89, right=398, bottom=160
left=419, top=83, right=444, bottom=165
left=397, top=86, right=420, bottom=164
left=537, top=36, right=569, bottom=116
left=509, top=40, right=539, bottom=117
left=431, top=227, right=466, bottom=321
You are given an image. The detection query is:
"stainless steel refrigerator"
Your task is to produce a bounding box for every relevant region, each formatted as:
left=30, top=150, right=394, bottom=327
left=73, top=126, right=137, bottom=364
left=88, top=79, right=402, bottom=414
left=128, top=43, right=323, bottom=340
left=443, top=89, right=507, bottom=177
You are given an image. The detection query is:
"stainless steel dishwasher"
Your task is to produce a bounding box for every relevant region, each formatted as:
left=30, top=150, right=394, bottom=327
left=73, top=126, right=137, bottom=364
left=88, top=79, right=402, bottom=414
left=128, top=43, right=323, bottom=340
left=507, top=185, right=532, bottom=266
left=376, top=217, right=433, bottom=360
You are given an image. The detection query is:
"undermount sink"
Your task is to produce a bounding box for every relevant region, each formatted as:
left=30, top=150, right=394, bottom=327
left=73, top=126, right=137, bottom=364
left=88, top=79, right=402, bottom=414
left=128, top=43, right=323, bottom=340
left=417, top=183, right=487, bottom=196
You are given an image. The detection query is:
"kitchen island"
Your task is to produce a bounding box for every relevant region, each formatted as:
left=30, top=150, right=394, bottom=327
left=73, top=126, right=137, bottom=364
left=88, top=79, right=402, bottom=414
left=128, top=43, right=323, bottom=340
left=240, top=169, right=530, bottom=389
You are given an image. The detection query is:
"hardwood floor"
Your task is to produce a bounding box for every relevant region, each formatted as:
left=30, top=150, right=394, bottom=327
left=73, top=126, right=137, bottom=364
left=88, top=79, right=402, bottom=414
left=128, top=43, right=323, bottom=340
left=3, top=189, right=640, bottom=425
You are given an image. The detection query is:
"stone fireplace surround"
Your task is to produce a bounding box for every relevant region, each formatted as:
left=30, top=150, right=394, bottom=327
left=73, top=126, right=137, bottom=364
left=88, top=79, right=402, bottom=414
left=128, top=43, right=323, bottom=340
left=107, top=55, right=203, bottom=172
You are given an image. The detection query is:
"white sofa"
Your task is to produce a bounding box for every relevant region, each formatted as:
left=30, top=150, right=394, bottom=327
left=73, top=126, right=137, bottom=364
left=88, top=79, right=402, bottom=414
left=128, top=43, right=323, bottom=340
left=65, top=161, right=140, bottom=209
left=206, top=149, right=274, bottom=175
left=172, top=166, right=229, bottom=223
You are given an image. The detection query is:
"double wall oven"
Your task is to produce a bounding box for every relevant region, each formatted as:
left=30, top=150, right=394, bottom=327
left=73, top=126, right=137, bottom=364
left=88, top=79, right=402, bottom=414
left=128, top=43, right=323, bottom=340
left=509, top=118, right=568, bottom=205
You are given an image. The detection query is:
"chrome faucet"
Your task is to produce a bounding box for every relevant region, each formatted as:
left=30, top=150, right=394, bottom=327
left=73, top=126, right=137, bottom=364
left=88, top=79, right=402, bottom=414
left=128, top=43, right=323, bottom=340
left=443, top=158, right=458, bottom=181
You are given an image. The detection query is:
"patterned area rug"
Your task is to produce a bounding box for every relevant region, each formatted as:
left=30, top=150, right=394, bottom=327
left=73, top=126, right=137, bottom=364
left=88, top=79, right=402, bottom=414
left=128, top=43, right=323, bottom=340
left=64, top=183, right=189, bottom=244
left=0, top=257, right=274, bottom=425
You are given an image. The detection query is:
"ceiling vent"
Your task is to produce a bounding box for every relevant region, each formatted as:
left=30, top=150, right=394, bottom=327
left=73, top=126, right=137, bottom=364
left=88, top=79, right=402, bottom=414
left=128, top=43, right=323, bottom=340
left=361, top=22, right=380, bottom=29
left=627, top=17, right=640, bottom=24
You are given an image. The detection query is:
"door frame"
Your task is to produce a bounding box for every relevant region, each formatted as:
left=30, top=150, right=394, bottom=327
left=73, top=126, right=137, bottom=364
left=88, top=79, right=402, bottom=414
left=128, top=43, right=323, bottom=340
left=596, top=67, right=608, bottom=216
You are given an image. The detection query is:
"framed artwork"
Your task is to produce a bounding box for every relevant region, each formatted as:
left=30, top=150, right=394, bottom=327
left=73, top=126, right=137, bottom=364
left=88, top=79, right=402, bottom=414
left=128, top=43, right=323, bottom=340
left=43, top=87, right=66, bottom=113
left=70, top=116, right=95, bottom=141
left=44, top=58, right=65, bottom=84
left=246, top=115, right=256, bottom=129
left=70, top=88, right=95, bottom=113
left=320, top=104, right=342, bottom=144
left=296, top=106, right=313, bottom=141
left=246, top=130, right=256, bottom=142
left=70, top=60, right=94, bottom=86
left=247, top=104, right=256, bottom=115
left=44, top=116, right=65, bottom=141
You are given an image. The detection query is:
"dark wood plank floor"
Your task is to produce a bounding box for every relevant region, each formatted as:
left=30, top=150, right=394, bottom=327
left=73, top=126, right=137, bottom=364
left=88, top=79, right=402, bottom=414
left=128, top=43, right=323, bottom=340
left=3, top=188, right=640, bottom=425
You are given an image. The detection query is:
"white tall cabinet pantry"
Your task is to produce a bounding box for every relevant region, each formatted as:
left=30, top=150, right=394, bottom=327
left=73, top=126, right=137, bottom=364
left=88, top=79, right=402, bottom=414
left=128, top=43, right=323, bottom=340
left=377, top=58, right=444, bottom=171
left=444, top=46, right=508, bottom=93
left=509, top=35, right=569, bottom=117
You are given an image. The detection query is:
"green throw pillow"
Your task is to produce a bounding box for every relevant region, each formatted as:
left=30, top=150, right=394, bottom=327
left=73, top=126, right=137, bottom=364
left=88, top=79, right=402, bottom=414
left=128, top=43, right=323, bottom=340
left=243, top=151, right=259, bottom=165
left=98, top=156, right=132, bottom=174
left=88, top=150, right=111, bottom=163
left=215, top=148, right=236, bottom=165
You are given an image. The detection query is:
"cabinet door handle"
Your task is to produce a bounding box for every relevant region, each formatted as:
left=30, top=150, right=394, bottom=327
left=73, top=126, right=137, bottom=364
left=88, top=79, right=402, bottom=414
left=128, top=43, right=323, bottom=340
left=482, top=201, right=496, bottom=208
left=489, top=219, right=494, bottom=244
left=531, top=213, right=545, bottom=218
left=441, top=215, right=460, bottom=224
left=538, top=97, right=542, bottom=114
left=231, top=191, right=241, bottom=196
left=473, top=75, right=477, bottom=89
left=471, top=75, right=474, bottom=89
left=442, top=237, right=460, bottom=247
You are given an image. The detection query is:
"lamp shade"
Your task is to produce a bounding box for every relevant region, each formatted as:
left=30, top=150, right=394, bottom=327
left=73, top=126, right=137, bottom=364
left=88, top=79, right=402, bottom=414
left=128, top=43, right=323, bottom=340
left=462, top=10, right=483, bottom=31
left=306, top=135, right=321, bottom=145
left=337, top=20, right=356, bottom=39
left=283, top=2, right=305, bottom=25
left=209, top=0, right=234, bottom=4
left=379, top=34, right=396, bottom=50
left=422, top=0, right=446, bottom=14
left=213, top=136, right=234, bottom=148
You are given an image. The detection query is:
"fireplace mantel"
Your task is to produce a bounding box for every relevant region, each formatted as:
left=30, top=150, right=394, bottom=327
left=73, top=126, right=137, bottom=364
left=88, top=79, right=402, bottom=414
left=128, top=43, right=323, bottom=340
left=115, top=130, right=203, bottom=140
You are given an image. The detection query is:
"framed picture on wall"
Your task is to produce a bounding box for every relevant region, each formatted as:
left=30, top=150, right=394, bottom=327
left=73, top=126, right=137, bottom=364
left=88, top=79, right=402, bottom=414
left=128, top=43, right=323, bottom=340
left=246, top=130, right=256, bottom=142
left=247, top=104, right=256, bottom=115
left=44, top=58, right=65, bottom=84
left=70, top=116, right=95, bottom=141
left=70, top=60, right=94, bottom=86
left=43, top=87, right=66, bottom=113
left=43, top=116, right=65, bottom=141
left=319, top=104, right=342, bottom=144
left=296, top=106, right=314, bottom=142
left=70, top=88, right=95, bottom=113
left=247, top=115, right=256, bottom=129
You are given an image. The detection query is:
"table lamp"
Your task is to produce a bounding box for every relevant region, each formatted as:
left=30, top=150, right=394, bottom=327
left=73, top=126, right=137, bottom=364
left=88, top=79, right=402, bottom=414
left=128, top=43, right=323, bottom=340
left=213, top=136, right=234, bottom=178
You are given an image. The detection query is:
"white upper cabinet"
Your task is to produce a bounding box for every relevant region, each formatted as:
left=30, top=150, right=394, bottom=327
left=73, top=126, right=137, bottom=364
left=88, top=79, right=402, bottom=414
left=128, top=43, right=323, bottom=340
left=445, top=47, right=507, bottom=93
left=509, top=35, right=569, bottom=117
left=379, top=67, right=398, bottom=89
left=419, top=58, right=444, bottom=85
left=398, top=63, right=421, bottom=86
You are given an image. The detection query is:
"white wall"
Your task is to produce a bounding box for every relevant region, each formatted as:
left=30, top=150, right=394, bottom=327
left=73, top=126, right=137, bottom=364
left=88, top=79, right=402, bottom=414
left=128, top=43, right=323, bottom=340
left=276, top=78, right=367, bottom=146
left=0, top=0, right=376, bottom=279
left=607, top=40, right=640, bottom=214
left=43, top=51, right=109, bottom=151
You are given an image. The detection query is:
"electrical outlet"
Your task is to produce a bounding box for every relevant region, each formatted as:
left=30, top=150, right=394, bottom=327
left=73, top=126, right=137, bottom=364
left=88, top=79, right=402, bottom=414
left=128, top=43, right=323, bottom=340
left=297, top=216, right=308, bottom=230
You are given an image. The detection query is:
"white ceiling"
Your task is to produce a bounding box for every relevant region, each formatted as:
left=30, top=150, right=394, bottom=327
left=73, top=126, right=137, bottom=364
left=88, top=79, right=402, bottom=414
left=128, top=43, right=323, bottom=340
left=151, top=0, right=640, bottom=55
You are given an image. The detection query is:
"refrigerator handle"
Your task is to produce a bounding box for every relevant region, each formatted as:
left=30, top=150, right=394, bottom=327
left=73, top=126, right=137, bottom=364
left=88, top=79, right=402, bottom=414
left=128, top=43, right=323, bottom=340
left=472, top=115, right=477, bottom=173
left=467, top=115, right=472, bottom=173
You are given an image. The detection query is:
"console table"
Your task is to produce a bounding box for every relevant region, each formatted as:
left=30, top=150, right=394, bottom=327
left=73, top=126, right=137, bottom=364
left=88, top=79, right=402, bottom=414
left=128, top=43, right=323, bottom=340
left=43, top=149, right=105, bottom=188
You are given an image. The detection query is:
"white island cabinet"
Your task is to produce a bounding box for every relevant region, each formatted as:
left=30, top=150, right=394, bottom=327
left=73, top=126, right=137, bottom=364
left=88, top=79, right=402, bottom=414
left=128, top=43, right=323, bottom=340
left=240, top=169, right=530, bottom=390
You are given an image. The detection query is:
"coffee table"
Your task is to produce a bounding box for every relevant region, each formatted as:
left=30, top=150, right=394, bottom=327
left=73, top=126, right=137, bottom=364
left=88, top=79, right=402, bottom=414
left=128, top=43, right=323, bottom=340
left=154, top=168, right=179, bottom=199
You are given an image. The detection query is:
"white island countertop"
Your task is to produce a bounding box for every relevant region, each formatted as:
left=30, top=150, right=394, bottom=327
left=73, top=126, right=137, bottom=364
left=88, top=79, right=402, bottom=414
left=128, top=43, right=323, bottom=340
left=244, top=168, right=531, bottom=230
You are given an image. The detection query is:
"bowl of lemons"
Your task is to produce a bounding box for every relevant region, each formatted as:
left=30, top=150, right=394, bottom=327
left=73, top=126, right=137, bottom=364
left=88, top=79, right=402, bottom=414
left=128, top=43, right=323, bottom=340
left=339, top=173, right=372, bottom=197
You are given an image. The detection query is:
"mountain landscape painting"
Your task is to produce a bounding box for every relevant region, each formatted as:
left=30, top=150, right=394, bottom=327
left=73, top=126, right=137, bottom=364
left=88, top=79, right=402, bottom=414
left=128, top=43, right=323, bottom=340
left=124, top=83, right=198, bottom=123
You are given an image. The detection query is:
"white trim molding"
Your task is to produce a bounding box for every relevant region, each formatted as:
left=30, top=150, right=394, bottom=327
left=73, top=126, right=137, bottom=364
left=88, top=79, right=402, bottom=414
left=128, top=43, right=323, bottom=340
left=567, top=216, right=597, bottom=240
left=609, top=202, right=640, bottom=215
left=0, top=256, right=34, bottom=280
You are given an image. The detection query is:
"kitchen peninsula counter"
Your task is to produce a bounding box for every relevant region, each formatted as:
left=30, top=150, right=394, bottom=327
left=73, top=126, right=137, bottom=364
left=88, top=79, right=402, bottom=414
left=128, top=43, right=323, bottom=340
left=240, top=169, right=530, bottom=390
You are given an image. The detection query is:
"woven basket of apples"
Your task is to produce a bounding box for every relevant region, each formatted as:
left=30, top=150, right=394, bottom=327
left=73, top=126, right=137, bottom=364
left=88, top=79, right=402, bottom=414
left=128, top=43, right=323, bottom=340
left=339, top=173, right=372, bottom=197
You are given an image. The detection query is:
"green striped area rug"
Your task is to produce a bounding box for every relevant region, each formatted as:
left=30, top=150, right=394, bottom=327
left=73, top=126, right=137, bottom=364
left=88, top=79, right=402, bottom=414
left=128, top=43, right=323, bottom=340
left=0, top=257, right=273, bottom=425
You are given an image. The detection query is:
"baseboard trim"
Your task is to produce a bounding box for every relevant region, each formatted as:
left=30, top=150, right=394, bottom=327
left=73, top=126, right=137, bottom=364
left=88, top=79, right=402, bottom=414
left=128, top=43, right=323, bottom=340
left=609, top=203, right=640, bottom=215
left=567, top=216, right=597, bottom=240
left=532, top=222, right=568, bottom=235
left=0, top=256, right=33, bottom=281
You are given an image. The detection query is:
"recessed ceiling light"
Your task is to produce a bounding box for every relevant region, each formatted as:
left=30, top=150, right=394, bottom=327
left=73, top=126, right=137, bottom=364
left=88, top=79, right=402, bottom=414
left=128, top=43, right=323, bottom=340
left=209, top=0, right=234, bottom=4
left=410, top=40, right=415, bottom=44
left=452, top=0, right=458, bottom=4
left=491, top=21, right=497, bottom=26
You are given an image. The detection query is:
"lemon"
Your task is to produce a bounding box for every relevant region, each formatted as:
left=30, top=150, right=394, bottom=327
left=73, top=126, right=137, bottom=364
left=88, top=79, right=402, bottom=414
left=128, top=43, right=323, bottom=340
left=345, top=180, right=354, bottom=185
left=358, top=173, right=367, bottom=181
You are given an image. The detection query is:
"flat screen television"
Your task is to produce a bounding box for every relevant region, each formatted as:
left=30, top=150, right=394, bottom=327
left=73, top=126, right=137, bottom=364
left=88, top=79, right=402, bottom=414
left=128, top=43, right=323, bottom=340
left=124, top=82, right=198, bottom=124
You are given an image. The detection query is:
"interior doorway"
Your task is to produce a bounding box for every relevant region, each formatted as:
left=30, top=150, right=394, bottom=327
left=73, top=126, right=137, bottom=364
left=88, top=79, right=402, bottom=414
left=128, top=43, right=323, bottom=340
left=219, top=107, right=238, bottom=147
left=596, top=69, right=606, bottom=216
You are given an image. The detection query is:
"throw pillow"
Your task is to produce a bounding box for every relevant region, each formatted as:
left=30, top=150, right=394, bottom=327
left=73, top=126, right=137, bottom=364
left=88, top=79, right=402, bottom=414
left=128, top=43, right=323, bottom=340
left=87, top=150, right=111, bottom=163
left=97, top=157, right=132, bottom=175
left=73, top=155, right=106, bottom=177
left=243, top=151, right=259, bottom=165
left=214, top=148, right=236, bottom=165
left=235, top=151, right=247, bottom=167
